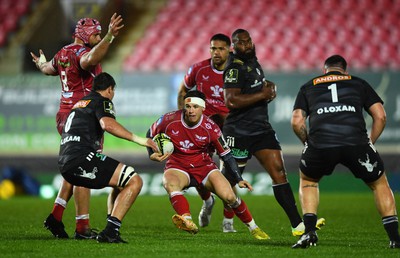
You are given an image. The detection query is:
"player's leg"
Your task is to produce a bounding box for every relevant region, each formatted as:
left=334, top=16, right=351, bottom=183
left=163, top=169, right=198, bottom=234
left=107, top=188, right=120, bottom=216
left=254, top=148, right=304, bottom=232
left=292, top=172, right=320, bottom=248
left=43, top=179, right=73, bottom=238
left=44, top=110, right=72, bottom=238
left=97, top=163, right=143, bottom=243
left=197, top=184, right=215, bottom=227
left=197, top=143, right=220, bottom=228
left=221, top=162, right=247, bottom=233
left=205, top=170, right=269, bottom=240
left=73, top=186, right=97, bottom=239
left=367, top=173, right=400, bottom=248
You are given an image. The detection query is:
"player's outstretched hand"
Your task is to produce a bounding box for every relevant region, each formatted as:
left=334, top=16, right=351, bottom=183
left=108, top=13, right=124, bottom=37
left=238, top=180, right=253, bottom=191
left=30, top=49, right=47, bottom=69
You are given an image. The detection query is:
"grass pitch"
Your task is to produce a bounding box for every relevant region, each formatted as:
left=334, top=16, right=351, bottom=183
left=0, top=193, right=399, bottom=258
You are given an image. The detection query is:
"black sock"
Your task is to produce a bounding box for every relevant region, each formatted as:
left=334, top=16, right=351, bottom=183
left=382, top=216, right=400, bottom=242
left=105, top=216, right=121, bottom=236
left=303, top=213, right=317, bottom=233
left=272, top=183, right=303, bottom=228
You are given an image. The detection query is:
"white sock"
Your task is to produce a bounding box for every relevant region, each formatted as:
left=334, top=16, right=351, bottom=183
left=55, top=197, right=67, bottom=208
left=76, top=214, right=89, bottom=220
left=204, top=195, right=214, bottom=207
left=223, top=217, right=234, bottom=223
left=245, top=219, right=257, bottom=231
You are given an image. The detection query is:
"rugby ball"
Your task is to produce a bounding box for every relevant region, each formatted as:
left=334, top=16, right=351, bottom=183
left=152, top=133, right=174, bottom=155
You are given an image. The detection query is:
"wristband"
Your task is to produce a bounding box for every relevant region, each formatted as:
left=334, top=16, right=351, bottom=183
left=105, top=33, right=115, bottom=43
left=132, top=134, right=148, bottom=146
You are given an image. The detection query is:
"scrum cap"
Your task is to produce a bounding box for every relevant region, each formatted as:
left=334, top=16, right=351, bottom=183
left=74, top=18, right=101, bottom=44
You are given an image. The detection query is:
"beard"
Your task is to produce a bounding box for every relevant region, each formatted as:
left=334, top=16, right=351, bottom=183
left=235, top=45, right=256, bottom=60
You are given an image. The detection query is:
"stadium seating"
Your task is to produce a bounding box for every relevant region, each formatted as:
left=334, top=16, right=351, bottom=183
left=123, top=0, right=400, bottom=72
left=0, top=0, right=32, bottom=47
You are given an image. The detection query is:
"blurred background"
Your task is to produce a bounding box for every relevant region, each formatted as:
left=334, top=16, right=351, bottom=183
left=0, top=0, right=399, bottom=199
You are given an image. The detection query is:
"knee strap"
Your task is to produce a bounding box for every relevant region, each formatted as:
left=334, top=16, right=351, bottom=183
left=117, top=165, right=137, bottom=188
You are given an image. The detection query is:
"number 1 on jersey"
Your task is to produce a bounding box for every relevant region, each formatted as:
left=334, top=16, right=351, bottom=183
left=328, top=83, right=338, bottom=103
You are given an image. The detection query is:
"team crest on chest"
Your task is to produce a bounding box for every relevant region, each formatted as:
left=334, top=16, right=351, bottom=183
left=210, top=85, right=223, bottom=97
left=180, top=140, right=194, bottom=151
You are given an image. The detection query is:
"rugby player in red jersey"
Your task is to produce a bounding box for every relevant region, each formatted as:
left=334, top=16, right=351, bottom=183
left=148, top=90, right=269, bottom=240
left=177, top=33, right=239, bottom=232
left=30, top=13, right=123, bottom=239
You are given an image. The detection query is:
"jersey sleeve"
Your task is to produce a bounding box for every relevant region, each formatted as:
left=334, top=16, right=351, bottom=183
left=209, top=119, right=230, bottom=156
left=361, top=80, right=384, bottom=110
left=223, top=62, right=245, bottom=89
left=183, top=64, right=197, bottom=90
left=293, top=85, right=309, bottom=114
left=95, top=99, right=116, bottom=120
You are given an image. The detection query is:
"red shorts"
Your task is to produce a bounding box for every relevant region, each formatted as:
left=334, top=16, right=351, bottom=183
left=56, top=111, right=69, bottom=136
left=165, top=158, right=219, bottom=186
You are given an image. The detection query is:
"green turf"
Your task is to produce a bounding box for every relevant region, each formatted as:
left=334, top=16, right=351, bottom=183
left=0, top=193, right=399, bottom=258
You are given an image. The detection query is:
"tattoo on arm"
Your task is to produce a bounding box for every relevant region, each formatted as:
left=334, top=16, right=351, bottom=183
left=298, top=110, right=308, bottom=144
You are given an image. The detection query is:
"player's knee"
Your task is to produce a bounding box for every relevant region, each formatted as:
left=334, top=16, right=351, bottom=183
left=117, top=165, right=141, bottom=189
left=270, top=168, right=288, bottom=184
left=226, top=197, right=241, bottom=209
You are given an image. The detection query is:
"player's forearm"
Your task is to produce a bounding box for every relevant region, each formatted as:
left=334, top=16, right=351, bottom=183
left=224, top=90, right=265, bottom=110
left=370, top=117, right=386, bottom=144
left=221, top=152, right=243, bottom=183
left=81, top=33, right=114, bottom=68
left=39, top=62, right=57, bottom=76
left=291, top=109, right=308, bottom=144
left=100, top=117, right=133, bottom=142
left=177, top=83, right=188, bottom=109
left=368, top=103, right=386, bottom=144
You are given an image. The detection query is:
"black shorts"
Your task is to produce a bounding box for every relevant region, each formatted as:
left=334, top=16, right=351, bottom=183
left=223, top=131, right=281, bottom=162
left=300, top=143, right=385, bottom=183
left=61, top=152, right=120, bottom=189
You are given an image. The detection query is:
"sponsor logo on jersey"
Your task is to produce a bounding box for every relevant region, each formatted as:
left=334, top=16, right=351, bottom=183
left=76, top=47, right=86, bottom=56
left=62, top=92, right=74, bottom=99
left=313, top=74, right=352, bottom=85
left=250, top=80, right=262, bottom=88
left=231, top=148, right=249, bottom=159
left=104, top=101, right=115, bottom=116
left=317, top=105, right=356, bottom=114
left=72, top=100, right=91, bottom=109
left=60, top=135, right=81, bottom=145
left=171, top=130, right=179, bottom=136
left=195, top=134, right=207, bottom=142
left=202, top=75, right=209, bottom=81
left=225, top=69, right=238, bottom=83
left=58, top=55, right=70, bottom=68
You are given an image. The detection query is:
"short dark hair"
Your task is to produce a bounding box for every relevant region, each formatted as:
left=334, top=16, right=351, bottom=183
left=92, top=72, right=116, bottom=91
left=184, top=90, right=206, bottom=101
left=324, top=55, right=347, bottom=70
left=210, top=33, right=231, bottom=46
left=231, top=28, right=248, bottom=41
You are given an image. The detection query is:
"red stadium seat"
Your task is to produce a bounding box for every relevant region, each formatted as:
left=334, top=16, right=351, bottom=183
left=123, top=0, right=400, bottom=72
